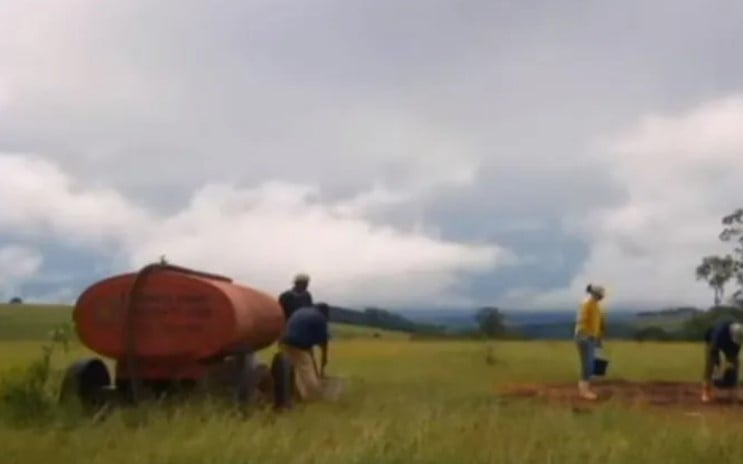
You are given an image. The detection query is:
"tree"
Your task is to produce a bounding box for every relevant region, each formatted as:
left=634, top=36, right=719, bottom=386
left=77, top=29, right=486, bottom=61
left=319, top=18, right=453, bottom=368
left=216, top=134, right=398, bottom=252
left=721, top=208, right=743, bottom=298
left=695, top=255, right=736, bottom=306
left=475, top=307, right=506, bottom=338
left=695, top=209, right=743, bottom=306
left=720, top=208, right=743, bottom=247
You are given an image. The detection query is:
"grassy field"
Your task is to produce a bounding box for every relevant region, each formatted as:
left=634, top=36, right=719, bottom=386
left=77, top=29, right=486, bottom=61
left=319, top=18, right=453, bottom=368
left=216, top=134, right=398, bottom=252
left=1, top=305, right=742, bottom=463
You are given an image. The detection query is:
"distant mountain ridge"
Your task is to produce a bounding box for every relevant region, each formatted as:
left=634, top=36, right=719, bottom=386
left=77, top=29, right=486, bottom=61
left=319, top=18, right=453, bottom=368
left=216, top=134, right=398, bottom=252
left=636, top=307, right=702, bottom=318
left=328, top=305, right=445, bottom=334
left=1, top=299, right=707, bottom=340
left=397, top=308, right=638, bottom=327
left=395, top=307, right=703, bottom=340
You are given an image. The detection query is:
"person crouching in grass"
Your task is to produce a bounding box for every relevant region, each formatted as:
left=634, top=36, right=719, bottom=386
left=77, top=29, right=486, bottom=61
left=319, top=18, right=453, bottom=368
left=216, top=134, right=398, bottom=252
left=702, top=321, right=743, bottom=403
left=574, top=284, right=606, bottom=400
left=279, top=302, right=330, bottom=402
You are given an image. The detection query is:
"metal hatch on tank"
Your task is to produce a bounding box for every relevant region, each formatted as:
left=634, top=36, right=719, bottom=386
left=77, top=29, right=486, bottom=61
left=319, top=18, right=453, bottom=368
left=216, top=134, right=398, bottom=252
left=60, top=260, right=292, bottom=409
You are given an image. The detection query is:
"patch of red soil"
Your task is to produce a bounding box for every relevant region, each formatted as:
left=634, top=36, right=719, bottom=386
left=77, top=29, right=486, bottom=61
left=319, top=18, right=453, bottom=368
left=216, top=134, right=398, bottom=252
left=498, top=379, right=743, bottom=412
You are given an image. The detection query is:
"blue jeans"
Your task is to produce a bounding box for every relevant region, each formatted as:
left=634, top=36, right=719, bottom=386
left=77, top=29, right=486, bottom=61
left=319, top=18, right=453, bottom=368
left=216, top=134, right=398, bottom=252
left=576, top=335, right=596, bottom=381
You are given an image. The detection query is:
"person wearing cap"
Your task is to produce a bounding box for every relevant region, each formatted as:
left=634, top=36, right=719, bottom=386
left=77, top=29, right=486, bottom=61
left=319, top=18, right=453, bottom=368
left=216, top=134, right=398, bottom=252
left=574, top=283, right=607, bottom=400
left=279, top=302, right=331, bottom=402
left=278, top=273, right=313, bottom=321
left=701, top=321, right=743, bottom=403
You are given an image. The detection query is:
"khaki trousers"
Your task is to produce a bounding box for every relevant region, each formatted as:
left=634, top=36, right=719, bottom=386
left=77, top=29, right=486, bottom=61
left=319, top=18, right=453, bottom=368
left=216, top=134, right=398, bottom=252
left=279, top=343, right=324, bottom=401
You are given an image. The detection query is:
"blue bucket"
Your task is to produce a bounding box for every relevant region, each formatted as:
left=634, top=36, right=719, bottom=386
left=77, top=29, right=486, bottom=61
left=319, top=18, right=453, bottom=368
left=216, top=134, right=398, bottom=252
left=713, top=366, right=739, bottom=389
left=593, top=356, right=609, bottom=376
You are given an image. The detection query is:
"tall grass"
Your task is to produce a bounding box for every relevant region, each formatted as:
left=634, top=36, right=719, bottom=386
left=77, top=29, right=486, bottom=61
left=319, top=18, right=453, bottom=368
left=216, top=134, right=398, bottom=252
left=1, top=339, right=740, bottom=463
left=0, top=304, right=740, bottom=463
left=1, top=367, right=742, bottom=463
left=0, top=324, right=75, bottom=426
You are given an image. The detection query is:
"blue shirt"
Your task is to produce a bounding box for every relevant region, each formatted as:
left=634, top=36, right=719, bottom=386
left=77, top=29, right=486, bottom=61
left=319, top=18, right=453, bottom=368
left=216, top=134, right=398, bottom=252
left=706, top=321, right=741, bottom=362
left=281, top=306, right=329, bottom=349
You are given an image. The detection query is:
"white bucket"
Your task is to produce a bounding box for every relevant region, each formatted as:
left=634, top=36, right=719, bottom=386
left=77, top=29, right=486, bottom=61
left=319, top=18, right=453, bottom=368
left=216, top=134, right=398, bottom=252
left=321, top=376, right=345, bottom=401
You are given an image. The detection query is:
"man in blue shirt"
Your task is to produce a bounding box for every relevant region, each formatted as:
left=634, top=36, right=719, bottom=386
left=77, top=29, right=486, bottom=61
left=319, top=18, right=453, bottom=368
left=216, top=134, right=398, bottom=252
left=279, top=302, right=330, bottom=401
left=702, top=321, right=743, bottom=403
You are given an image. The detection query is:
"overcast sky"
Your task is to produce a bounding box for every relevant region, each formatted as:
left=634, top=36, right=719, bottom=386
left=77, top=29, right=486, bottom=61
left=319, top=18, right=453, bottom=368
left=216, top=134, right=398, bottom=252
left=2, top=1, right=743, bottom=311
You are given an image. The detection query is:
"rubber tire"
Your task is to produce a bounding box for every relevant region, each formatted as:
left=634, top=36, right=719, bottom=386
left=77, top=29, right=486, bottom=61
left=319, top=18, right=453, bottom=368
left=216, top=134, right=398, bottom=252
left=235, top=352, right=261, bottom=405
left=59, top=358, right=112, bottom=408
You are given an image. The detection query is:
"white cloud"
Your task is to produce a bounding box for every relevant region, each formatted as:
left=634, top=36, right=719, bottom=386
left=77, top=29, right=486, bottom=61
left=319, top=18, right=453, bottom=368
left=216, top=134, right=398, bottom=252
left=131, top=182, right=509, bottom=306
left=4, top=1, right=743, bottom=310
left=0, top=154, right=510, bottom=307
left=0, top=154, right=150, bottom=250
left=0, top=245, right=43, bottom=298
left=0, top=1, right=504, bottom=308
left=514, top=95, right=743, bottom=309
left=0, top=2, right=484, bottom=202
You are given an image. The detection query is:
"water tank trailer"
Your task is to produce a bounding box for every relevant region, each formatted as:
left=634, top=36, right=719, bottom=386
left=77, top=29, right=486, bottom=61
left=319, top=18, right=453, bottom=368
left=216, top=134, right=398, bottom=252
left=59, top=262, right=296, bottom=409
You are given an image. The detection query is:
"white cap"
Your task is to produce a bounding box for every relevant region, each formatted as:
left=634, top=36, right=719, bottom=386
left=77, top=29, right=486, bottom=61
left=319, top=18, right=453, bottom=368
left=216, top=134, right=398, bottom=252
left=588, top=284, right=606, bottom=297
left=293, top=273, right=310, bottom=283
left=731, top=322, right=743, bottom=345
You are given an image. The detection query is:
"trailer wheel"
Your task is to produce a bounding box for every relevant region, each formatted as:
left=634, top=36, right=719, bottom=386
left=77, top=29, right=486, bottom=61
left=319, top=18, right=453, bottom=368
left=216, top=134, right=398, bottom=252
left=235, top=352, right=266, bottom=406
left=59, top=358, right=112, bottom=409
left=270, top=351, right=295, bottom=410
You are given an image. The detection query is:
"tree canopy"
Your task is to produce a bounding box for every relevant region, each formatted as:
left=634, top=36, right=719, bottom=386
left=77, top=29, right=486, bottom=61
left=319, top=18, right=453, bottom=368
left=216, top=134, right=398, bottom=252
left=475, top=306, right=507, bottom=338
left=696, top=208, right=743, bottom=307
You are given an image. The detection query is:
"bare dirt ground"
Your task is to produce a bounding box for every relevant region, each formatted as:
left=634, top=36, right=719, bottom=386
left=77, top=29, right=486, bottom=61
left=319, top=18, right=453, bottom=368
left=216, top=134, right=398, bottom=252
left=498, top=379, right=743, bottom=413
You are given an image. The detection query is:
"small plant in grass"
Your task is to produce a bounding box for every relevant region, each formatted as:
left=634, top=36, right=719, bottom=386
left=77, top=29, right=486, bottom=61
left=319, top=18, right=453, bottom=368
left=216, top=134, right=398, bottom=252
left=484, top=345, right=497, bottom=365
left=0, top=324, right=71, bottom=426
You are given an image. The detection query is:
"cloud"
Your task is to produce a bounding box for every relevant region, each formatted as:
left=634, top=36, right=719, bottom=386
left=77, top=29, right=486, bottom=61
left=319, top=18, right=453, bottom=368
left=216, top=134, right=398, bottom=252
left=512, top=95, right=743, bottom=309
left=0, top=153, right=511, bottom=307
left=0, top=245, right=43, bottom=298
left=0, top=154, right=150, bottom=251
left=0, top=1, right=485, bottom=205
left=131, top=182, right=512, bottom=306
left=4, top=1, right=743, bottom=309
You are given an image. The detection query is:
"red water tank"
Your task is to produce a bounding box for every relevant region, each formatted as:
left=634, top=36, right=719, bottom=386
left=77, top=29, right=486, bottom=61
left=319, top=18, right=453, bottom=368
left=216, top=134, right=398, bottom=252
left=73, top=264, right=285, bottom=363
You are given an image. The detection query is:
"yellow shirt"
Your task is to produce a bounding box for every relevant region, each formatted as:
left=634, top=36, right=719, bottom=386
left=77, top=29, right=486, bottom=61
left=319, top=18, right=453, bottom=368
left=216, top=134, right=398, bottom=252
left=575, top=297, right=604, bottom=338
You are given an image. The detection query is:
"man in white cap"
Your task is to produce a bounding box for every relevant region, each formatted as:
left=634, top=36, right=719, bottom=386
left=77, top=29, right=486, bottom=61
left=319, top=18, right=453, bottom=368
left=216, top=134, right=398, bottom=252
left=702, top=320, right=743, bottom=403
left=278, top=273, right=313, bottom=321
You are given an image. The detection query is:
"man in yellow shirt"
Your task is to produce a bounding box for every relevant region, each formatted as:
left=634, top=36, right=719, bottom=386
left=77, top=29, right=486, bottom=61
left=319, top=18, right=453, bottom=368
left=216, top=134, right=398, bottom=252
left=574, top=284, right=606, bottom=400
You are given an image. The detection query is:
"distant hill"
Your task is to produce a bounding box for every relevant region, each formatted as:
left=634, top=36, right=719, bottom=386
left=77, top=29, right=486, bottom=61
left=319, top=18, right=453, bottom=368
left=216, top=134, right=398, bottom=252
left=397, top=307, right=684, bottom=340
left=0, top=301, right=713, bottom=342
left=329, top=305, right=445, bottom=334
left=396, top=309, right=478, bottom=329
left=636, top=307, right=702, bottom=318
left=399, top=308, right=637, bottom=324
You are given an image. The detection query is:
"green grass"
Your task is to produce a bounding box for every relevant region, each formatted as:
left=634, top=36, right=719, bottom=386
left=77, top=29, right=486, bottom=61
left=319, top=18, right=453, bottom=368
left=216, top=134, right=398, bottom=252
left=0, top=304, right=72, bottom=341
left=0, top=305, right=741, bottom=463
left=328, top=323, right=408, bottom=340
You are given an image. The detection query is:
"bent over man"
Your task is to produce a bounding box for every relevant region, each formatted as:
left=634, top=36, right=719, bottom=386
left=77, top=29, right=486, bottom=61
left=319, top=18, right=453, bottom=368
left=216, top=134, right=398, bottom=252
left=702, top=321, right=743, bottom=403
left=279, top=302, right=330, bottom=402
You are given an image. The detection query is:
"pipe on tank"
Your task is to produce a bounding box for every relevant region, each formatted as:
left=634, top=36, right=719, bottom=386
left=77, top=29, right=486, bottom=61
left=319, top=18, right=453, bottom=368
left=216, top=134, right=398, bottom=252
left=122, top=261, right=234, bottom=403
